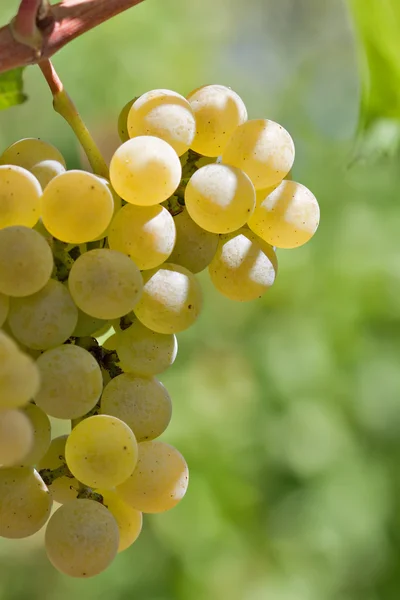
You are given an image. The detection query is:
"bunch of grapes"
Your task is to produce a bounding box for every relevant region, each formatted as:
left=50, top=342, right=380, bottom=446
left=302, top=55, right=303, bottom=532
left=0, top=85, right=319, bottom=578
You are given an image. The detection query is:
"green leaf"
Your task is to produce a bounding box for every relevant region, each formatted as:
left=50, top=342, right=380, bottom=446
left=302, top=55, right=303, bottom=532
left=0, top=68, right=27, bottom=111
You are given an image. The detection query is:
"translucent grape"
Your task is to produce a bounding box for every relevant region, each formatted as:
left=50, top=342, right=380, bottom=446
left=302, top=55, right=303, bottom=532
left=209, top=228, right=278, bottom=301
left=65, top=415, right=138, bottom=489
left=91, top=177, right=122, bottom=241
left=0, top=409, right=33, bottom=467
left=187, top=84, right=247, bottom=156
left=0, top=292, right=9, bottom=326
left=0, top=467, right=52, bottom=538
left=168, top=209, right=219, bottom=273
left=31, top=160, right=66, bottom=190
left=73, top=308, right=108, bottom=337
left=118, top=98, right=135, bottom=142
left=0, top=226, right=53, bottom=297
left=0, top=165, right=42, bottom=228
left=256, top=183, right=281, bottom=205
left=117, top=441, right=189, bottom=513
left=108, top=203, right=176, bottom=270
left=101, top=373, right=172, bottom=442
left=8, top=279, right=78, bottom=350
left=248, top=180, right=320, bottom=248
left=222, top=119, right=295, bottom=189
left=127, top=89, right=196, bottom=156
left=97, top=489, right=142, bottom=552
left=184, top=164, right=256, bottom=234
left=0, top=138, right=66, bottom=171
left=20, top=403, right=51, bottom=466
left=34, top=344, right=103, bottom=419
left=68, top=249, right=143, bottom=320
left=116, top=318, right=177, bottom=376
left=41, top=170, right=114, bottom=243
left=0, top=332, right=41, bottom=409
left=38, top=435, right=79, bottom=504
left=102, top=332, right=117, bottom=350
left=45, top=499, right=119, bottom=578
left=109, top=136, right=182, bottom=206
left=133, top=263, right=203, bottom=334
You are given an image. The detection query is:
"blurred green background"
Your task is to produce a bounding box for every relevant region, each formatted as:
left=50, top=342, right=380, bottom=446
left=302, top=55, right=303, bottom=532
left=1, top=0, right=400, bottom=598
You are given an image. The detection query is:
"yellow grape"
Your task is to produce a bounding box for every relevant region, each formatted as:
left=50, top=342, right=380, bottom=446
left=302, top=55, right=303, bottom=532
left=65, top=415, right=138, bottom=489
left=38, top=435, right=79, bottom=504
left=45, top=499, right=119, bottom=578
left=19, top=403, right=51, bottom=466
left=168, top=208, right=219, bottom=273
left=101, top=373, right=172, bottom=442
left=8, top=279, right=78, bottom=350
left=209, top=228, right=278, bottom=301
left=222, top=119, right=295, bottom=189
left=0, top=331, right=41, bottom=409
left=0, top=138, right=66, bottom=171
left=41, top=170, right=114, bottom=243
left=91, top=177, right=122, bottom=241
left=0, top=467, right=52, bottom=538
left=68, top=249, right=143, bottom=320
left=108, top=203, right=176, bottom=270
left=118, top=98, right=135, bottom=142
left=127, top=89, right=196, bottom=156
left=0, top=226, right=53, bottom=297
left=133, top=263, right=203, bottom=334
left=0, top=409, right=33, bottom=467
left=0, top=165, right=42, bottom=228
left=31, top=160, right=66, bottom=190
left=72, top=307, right=108, bottom=337
left=97, top=489, right=142, bottom=552
left=248, top=180, right=320, bottom=248
left=256, top=183, right=281, bottom=205
left=187, top=84, right=247, bottom=156
left=0, top=291, right=9, bottom=326
left=184, top=163, right=256, bottom=233
left=34, top=344, right=103, bottom=419
left=102, top=332, right=117, bottom=351
left=109, top=136, right=182, bottom=206
left=117, top=441, right=189, bottom=513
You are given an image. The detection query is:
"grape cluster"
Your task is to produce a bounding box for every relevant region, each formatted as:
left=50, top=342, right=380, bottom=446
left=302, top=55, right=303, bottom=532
left=0, top=84, right=319, bottom=578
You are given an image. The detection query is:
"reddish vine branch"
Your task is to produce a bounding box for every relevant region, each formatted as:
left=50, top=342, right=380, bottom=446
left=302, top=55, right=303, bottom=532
left=0, top=0, right=146, bottom=75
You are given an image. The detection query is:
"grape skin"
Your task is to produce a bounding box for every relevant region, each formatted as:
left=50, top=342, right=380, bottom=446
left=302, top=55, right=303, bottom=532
left=96, top=489, right=142, bottom=552
left=0, top=292, right=9, bottom=326
left=0, top=410, right=33, bottom=467
left=0, top=331, right=41, bottom=409
left=19, top=403, right=51, bottom=466
left=118, top=98, right=135, bottom=142
left=0, top=165, right=42, bottom=229
left=0, top=138, right=66, bottom=171
left=168, top=209, right=219, bottom=273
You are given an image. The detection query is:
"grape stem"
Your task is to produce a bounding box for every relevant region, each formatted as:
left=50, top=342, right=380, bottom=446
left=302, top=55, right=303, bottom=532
left=39, top=463, right=73, bottom=485
left=38, top=59, right=109, bottom=178
left=10, top=0, right=52, bottom=54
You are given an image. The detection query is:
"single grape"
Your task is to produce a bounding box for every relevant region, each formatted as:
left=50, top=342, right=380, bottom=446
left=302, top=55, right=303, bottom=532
left=0, top=409, right=33, bottom=467
left=108, top=203, right=176, bottom=270
left=45, top=499, right=119, bottom=578
left=34, top=344, right=103, bottom=419
left=68, top=249, right=143, bottom=320
left=38, top=435, right=79, bottom=504
left=168, top=209, right=219, bottom=273
left=0, top=165, right=42, bottom=228
left=41, top=170, right=114, bottom=243
left=19, top=403, right=51, bottom=466
left=133, top=263, right=203, bottom=334
left=0, top=225, right=53, bottom=297
left=109, top=136, right=182, bottom=206
left=0, top=332, right=41, bottom=409
left=0, top=291, right=9, bottom=326
left=248, top=180, right=320, bottom=248
left=65, top=415, right=138, bottom=489
left=72, top=308, right=108, bottom=337
left=102, top=332, right=117, bottom=350
left=0, top=138, right=66, bottom=171
left=0, top=467, right=52, bottom=538
left=8, top=279, right=78, bottom=350
left=209, top=228, right=278, bottom=301
left=90, top=176, right=122, bottom=241
left=117, top=440, right=189, bottom=513
left=97, top=489, right=142, bottom=552
left=127, top=89, right=196, bottom=156
left=31, top=159, right=66, bottom=190
left=187, top=84, right=247, bottom=156
left=222, top=119, right=295, bottom=189
left=118, top=98, right=135, bottom=142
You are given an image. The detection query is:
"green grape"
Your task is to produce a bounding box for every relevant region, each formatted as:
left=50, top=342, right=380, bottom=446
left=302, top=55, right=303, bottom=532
left=65, top=415, right=138, bottom=489
left=184, top=163, right=256, bottom=234
left=102, top=332, right=117, bottom=350
left=38, top=435, right=79, bottom=504
left=19, top=403, right=51, bottom=466
left=127, top=89, right=196, bottom=156
left=34, top=344, right=103, bottom=419
left=91, top=177, right=122, bottom=241
left=0, top=165, right=42, bottom=228
left=209, top=228, right=278, bottom=301
left=41, top=170, right=114, bottom=243
left=8, top=279, right=78, bottom=350
left=0, top=332, right=41, bottom=409
left=187, top=84, right=247, bottom=157
left=118, top=98, right=135, bottom=142
left=101, top=373, right=172, bottom=442
left=68, top=249, right=143, bottom=320
left=0, top=138, right=66, bottom=171
left=31, top=159, right=66, bottom=190
left=133, top=263, right=203, bottom=334
left=93, top=322, right=113, bottom=339
left=109, top=136, right=182, bottom=206
left=222, top=119, right=295, bottom=189
left=116, top=318, right=177, bottom=376
left=45, top=499, right=119, bottom=578
left=248, top=180, right=320, bottom=248
left=117, top=441, right=189, bottom=513
left=0, top=409, right=33, bottom=467
left=168, top=209, right=219, bottom=273
left=0, top=467, right=52, bottom=538
left=0, top=291, right=9, bottom=326
left=73, top=308, right=108, bottom=337
left=0, top=226, right=53, bottom=297
left=108, top=203, right=176, bottom=270
left=97, top=489, right=142, bottom=552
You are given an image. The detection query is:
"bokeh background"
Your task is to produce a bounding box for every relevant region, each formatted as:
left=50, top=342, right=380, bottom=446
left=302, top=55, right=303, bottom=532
left=1, top=0, right=400, bottom=598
